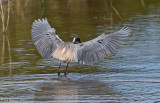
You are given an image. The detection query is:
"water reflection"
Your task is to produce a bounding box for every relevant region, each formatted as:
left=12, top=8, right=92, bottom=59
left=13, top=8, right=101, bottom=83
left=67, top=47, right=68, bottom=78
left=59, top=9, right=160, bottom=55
left=0, top=74, right=115, bottom=102
left=34, top=76, right=113, bottom=101
left=0, top=0, right=12, bottom=75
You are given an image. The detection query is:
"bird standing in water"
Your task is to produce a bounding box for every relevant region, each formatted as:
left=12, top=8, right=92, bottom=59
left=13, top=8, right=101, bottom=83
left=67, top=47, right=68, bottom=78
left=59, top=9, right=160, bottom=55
left=31, top=18, right=131, bottom=77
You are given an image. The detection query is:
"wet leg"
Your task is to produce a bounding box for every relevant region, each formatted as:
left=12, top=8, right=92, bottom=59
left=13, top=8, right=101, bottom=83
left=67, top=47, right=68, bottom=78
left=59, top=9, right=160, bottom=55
left=64, top=63, right=69, bottom=76
left=57, top=62, right=61, bottom=77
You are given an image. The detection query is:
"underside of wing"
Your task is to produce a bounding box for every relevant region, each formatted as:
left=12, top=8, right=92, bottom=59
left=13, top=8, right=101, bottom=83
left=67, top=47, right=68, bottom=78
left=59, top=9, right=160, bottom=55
left=76, top=27, right=131, bottom=65
left=32, top=18, right=63, bottom=58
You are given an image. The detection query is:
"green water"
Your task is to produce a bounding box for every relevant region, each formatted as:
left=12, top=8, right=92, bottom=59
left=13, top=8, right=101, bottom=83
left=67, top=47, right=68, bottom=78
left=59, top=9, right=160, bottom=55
left=0, top=0, right=160, bottom=102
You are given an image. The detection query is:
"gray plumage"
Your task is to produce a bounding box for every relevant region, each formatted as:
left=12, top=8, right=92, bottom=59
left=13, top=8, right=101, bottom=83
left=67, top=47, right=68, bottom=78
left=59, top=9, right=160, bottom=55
left=32, top=18, right=131, bottom=65
left=32, top=19, right=63, bottom=59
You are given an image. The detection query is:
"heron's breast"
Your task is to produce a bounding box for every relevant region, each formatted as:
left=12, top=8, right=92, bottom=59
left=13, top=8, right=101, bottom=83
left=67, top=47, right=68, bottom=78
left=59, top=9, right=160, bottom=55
left=52, top=46, right=76, bottom=62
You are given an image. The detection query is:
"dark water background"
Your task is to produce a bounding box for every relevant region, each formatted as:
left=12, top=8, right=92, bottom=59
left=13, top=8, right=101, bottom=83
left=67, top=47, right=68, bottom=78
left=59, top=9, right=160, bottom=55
left=0, top=0, right=160, bottom=102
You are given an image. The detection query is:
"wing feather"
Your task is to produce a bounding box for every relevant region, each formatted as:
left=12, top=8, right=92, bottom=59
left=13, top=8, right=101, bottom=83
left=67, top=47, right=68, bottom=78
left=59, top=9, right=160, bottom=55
left=31, top=18, right=63, bottom=58
left=32, top=19, right=130, bottom=64
left=75, top=27, right=131, bottom=65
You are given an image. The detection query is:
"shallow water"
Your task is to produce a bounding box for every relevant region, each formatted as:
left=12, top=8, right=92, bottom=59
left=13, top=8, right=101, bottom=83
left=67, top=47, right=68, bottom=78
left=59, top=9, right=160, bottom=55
left=0, top=0, right=160, bottom=102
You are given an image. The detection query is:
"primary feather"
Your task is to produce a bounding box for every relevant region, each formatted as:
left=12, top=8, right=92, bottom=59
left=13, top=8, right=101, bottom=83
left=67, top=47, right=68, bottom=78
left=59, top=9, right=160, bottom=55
left=31, top=19, right=131, bottom=65
left=32, top=18, right=63, bottom=59
left=75, top=27, right=131, bottom=64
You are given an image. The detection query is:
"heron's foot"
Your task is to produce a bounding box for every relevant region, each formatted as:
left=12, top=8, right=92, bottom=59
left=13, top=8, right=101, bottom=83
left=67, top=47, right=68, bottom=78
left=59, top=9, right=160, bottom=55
left=64, top=71, right=68, bottom=77
left=57, top=71, right=61, bottom=77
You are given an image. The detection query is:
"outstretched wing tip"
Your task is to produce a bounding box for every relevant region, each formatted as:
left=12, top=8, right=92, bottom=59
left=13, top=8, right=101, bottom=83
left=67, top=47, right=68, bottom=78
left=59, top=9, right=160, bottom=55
left=33, top=18, right=48, bottom=24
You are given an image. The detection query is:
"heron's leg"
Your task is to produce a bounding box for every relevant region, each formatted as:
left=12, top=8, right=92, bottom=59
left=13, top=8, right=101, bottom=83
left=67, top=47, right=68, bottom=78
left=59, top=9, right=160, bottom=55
left=64, top=63, right=69, bottom=76
left=57, top=62, right=61, bottom=77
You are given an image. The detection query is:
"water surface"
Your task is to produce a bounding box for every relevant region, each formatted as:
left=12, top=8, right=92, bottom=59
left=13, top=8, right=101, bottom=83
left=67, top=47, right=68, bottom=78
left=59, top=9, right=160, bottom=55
left=0, top=0, right=160, bottom=102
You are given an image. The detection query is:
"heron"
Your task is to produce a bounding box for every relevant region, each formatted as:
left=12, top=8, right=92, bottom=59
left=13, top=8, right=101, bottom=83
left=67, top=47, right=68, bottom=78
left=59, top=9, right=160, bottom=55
left=31, top=18, right=131, bottom=77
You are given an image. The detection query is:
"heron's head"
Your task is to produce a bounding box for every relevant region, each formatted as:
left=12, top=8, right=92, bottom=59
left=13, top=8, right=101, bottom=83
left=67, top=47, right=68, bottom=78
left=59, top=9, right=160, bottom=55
left=73, top=37, right=81, bottom=44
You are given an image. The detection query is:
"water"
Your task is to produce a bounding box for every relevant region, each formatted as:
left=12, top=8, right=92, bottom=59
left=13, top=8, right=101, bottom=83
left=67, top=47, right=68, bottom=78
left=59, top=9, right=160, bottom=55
left=0, top=0, right=160, bottom=102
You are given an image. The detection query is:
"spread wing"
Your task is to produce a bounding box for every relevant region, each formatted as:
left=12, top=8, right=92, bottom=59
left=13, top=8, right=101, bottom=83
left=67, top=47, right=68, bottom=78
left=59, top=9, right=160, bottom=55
left=31, top=18, right=63, bottom=58
left=75, top=27, right=131, bottom=65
